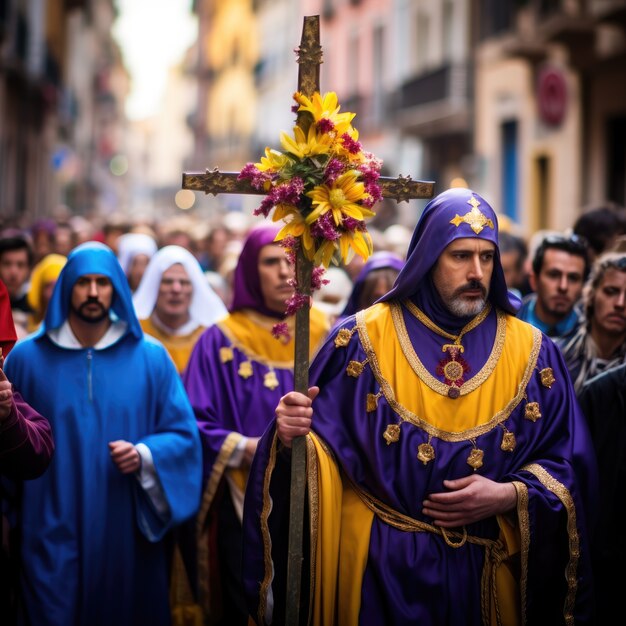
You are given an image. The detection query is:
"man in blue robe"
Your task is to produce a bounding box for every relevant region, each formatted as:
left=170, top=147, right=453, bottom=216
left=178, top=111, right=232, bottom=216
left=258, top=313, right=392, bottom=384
left=243, top=188, right=598, bottom=625
left=4, top=242, right=202, bottom=626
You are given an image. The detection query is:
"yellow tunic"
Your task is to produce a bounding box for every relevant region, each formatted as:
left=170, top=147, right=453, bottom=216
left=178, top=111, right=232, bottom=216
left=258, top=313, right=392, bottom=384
left=140, top=317, right=206, bottom=374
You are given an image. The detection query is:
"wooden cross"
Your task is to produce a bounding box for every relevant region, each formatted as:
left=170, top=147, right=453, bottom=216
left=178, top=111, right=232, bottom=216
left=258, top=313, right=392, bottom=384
left=182, top=15, right=434, bottom=625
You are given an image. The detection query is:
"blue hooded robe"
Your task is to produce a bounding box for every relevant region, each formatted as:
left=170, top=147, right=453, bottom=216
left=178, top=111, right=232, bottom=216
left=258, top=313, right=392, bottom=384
left=5, top=242, right=202, bottom=626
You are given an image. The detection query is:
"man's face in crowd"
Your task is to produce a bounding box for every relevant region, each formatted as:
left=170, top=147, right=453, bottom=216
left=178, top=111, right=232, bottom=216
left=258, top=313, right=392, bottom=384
left=155, top=264, right=193, bottom=323
left=127, top=253, right=151, bottom=292
left=258, top=244, right=294, bottom=314
left=530, top=249, right=585, bottom=323
left=0, top=249, right=30, bottom=298
left=70, top=274, right=113, bottom=324
left=432, top=237, right=495, bottom=317
left=591, top=268, right=626, bottom=338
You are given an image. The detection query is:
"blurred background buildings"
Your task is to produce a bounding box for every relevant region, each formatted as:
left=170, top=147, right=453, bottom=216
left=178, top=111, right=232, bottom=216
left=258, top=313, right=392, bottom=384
left=1, top=0, right=625, bottom=236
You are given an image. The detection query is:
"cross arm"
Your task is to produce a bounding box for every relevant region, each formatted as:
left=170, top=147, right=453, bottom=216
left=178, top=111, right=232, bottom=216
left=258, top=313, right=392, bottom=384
left=182, top=168, right=435, bottom=201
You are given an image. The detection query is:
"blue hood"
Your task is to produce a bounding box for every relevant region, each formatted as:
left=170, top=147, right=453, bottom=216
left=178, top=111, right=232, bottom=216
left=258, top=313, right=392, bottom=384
left=42, top=241, right=143, bottom=339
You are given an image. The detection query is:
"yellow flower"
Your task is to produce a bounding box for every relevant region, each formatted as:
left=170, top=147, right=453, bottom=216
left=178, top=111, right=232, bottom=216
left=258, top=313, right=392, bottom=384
left=294, top=91, right=355, bottom=135
left=273, top=205, right=316, bottom=260
left=256, top=147, right=290, bottom=173
left=280, top=125, right=332, bottom=159
left=306, top=171, right=375, bottom=226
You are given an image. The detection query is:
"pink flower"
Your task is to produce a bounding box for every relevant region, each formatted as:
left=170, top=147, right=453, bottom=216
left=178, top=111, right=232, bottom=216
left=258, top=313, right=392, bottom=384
left=285, top=292, right=311, bottom=317
left=271, top=322, right=291, bottom=342
left=317, top=118, right=335, bottom=134
left=341, top=133, right=362, bottom=154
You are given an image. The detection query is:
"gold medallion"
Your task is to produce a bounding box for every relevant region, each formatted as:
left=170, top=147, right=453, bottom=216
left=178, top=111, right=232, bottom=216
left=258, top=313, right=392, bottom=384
left=539, top=368, right=555, bottom=389
left=334, top=328, right=353, bottom=348
left=467, top=447, right=484, bottom=470
left=263, top=370, right=279, bottom=390
left=366, top=392, right=380, bottom=412
left=383, top=424, right=400, bottom=445
left=501, top=431, right=516, bottom=452
left=220, top=346, right=234, bottom=363
left=238, top=361, right=253, bottom=379
left=443, top=359, right=464, bottom=383
left=525, top=401, right=542, bottom=422
left=346, top=360, right=365, bottom=378
left=417, top=442, right=435, bottom=465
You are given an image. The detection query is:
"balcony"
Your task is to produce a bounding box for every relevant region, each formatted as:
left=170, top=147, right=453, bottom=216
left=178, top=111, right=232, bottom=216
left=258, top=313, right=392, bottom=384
left=390, top=62, right=471, bottom=136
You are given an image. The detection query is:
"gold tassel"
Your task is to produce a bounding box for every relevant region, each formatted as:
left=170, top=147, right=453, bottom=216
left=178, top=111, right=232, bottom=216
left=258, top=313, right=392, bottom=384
left=263, top=370, right=279, bottom=390
left=238, top=361, right=253, bottom=379
left=524, top=401, right=542, bottom=422
left=383, top=423, right=400, bottom=444
left=219, top=346, right=233, bottom=363
left=334, top=328, right=354, bottom=348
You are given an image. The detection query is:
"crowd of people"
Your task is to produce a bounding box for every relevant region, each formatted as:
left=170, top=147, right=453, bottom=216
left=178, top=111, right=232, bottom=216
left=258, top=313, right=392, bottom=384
left=0, top=191, right=625, bottom=625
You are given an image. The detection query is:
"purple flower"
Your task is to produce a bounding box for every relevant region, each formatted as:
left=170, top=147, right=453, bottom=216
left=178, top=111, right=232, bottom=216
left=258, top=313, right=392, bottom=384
left=285, top=292, right=311, bottom=317
left=239, top=163, right=270, bottom=190
left=311, top=266, right=329, bottom=291
left=310, top=212, right=341, bottom=241
left=317, top=118, right=335, bottom=134
left=341, top=133, right=362, bottom=155
left=323, top=158, right=344, bottom=185
left=343, top=217, right=366, bottom=232
left=271, top=322, right=291, bottom=342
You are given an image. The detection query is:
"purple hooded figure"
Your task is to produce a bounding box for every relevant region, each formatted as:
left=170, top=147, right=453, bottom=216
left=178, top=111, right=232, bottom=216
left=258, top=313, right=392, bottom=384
left=179, top=224, right=329, bottom=625
left=242, top=187, right=598, bottom=626
left=336, top=250, right=405, bottom=323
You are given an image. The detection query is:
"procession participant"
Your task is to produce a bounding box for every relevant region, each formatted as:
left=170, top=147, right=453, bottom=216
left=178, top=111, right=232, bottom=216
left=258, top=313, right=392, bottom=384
left=5, top=242, right=202, bottom=626
left=243, top=188, right=597, bottom=626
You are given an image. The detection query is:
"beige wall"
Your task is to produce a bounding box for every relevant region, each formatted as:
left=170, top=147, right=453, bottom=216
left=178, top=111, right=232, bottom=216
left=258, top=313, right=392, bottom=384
left=475, top=48, right=582, bottom=236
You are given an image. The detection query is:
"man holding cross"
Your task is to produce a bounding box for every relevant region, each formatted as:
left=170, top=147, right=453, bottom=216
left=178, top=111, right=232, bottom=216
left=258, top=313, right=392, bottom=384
left=242, top=188, right=598, bottom=625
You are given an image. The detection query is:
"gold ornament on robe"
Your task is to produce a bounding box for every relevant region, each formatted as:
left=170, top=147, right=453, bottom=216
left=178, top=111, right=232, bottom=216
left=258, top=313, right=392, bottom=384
left=263, top=370, right=279, bottom=390
left=238, top=361, right=253, bottom=379
left=383, top=424, right=400, bottom=445
left=346, top=360, right=366, bottom=378
left=539, top=368, right=555, bottom=389
left=220, top=346, right=234, bottom=363
left=525, top=401, right=542, bottom=422
left=417, top=442, right=435, bottom=465
left=366, top=391, right=382, bottom=412
left=501, top=430, right=516, bottom=452
left=467, top=447, right=484, bottom=470
left=334, top=328, right=353, bottom=348
left=449, top=196, right=494, bottom=235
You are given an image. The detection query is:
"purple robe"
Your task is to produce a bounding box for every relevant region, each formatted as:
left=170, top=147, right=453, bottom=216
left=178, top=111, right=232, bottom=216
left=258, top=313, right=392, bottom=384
left=241, top=188, right=597, bottom=625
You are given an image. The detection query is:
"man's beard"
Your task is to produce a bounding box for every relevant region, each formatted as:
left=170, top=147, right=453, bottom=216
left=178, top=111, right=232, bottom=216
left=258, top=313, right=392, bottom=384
left=72, top=299, right=109, bottom=324
left=445, top=281, right=488, bottom=317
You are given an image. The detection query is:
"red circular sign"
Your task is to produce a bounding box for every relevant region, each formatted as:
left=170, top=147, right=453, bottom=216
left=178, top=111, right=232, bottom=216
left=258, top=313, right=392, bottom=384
left=538, top=67, right=567, bottom=126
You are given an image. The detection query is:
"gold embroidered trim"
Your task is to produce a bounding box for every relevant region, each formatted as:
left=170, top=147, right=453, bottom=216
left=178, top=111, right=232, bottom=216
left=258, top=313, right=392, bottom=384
left=196, top=432, right=242, bottom=617
left=396, top=301, right=506, bottom=397
left=521, top=463, right=579, bottom=625
left=355, top=308, right=544, bottom=442
left=539, top=367, right=555, bottom=389
left=513, top=480, right=530, bottom=626
left=258, top=433, right=279, bottom=626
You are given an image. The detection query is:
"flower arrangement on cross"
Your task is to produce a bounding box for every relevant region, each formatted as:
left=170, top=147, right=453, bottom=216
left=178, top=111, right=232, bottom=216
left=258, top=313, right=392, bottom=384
left=238, top=91, right=383, bottom=330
